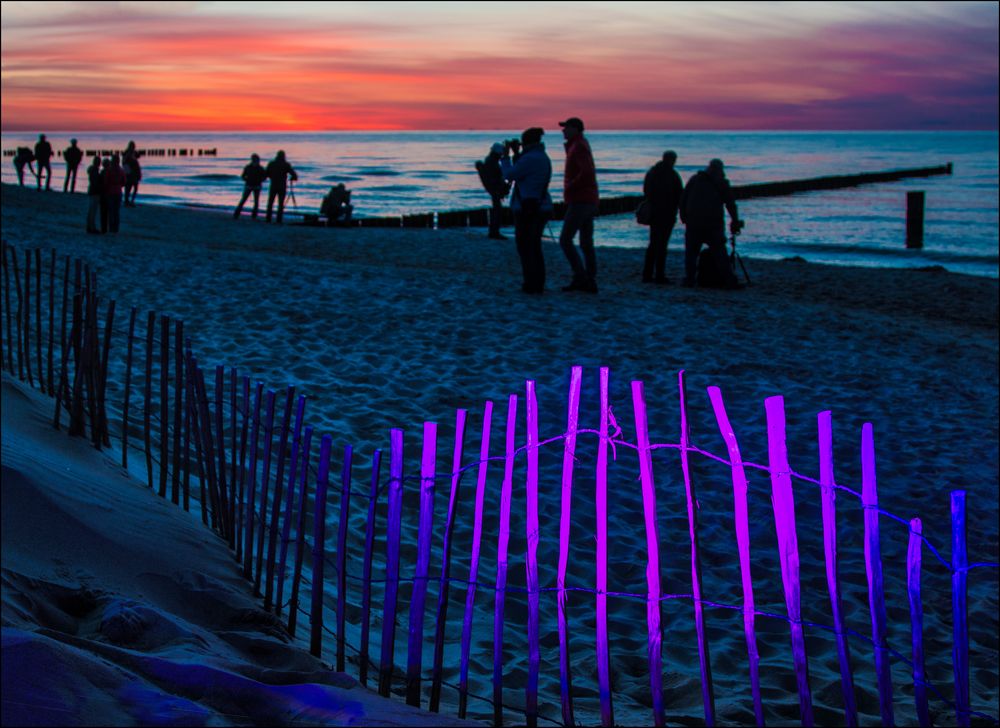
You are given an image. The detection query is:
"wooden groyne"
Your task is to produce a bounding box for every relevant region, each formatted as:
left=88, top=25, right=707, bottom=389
left=302, top=162, right=954, bottom=229
left=3, top=147, right=217, bottom=158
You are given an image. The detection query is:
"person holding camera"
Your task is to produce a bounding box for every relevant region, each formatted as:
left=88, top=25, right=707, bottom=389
left=476, top=142, right=510, bottom=240
left=500, top=127, right=553, bottom=294
left=679, top=158, right=744, bottom=289
left=642, top=150, right=683, bottom=283
left=557, top=117, right=600, bottom=293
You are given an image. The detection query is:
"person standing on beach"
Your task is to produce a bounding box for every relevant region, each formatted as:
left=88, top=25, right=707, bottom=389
left=476, top=142, right=510, bottom=240
left=63, top=139, right=84, bottom=193
left=86, top=155, right=103, bottom=234
left=265, top=150, right=298, bottom=224
left=13, top=147, right=35, bottom=186
left=123, top=141, right=142, bottom=207
left=500, top=127, right=553, bottom=294
left=34, top=134, right=53, bottom=191
left=642, top=150, right=683, bottom=283
left=680, top=158, right=743, bottom=289
left=103, top=153, right=127, bottom=234
left=234, top=153, right=267, bottom=219
left=557, top=117, right=600, bottom=293
left=99, top=158, right=111, bottom=233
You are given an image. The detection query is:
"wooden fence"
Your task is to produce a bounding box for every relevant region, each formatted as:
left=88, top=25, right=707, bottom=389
left=1, top=241, right=996, bottom=727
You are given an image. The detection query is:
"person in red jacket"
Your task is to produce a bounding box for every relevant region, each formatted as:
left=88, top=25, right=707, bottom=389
left=557, top=117, right=599, bottom=293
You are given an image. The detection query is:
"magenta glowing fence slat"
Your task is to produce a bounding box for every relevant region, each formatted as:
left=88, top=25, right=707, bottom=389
left=287, top=425, right=315, bottom=638
left=679, top=370, right=715, bottom=725
left=764, top=395, right=814, bottom=727
left=243, top=383, right=264, bottom=579
left=309, top=434, right=333, bottom=658
left=214, top=365, right=230, bottom=541
left=360, top=449, right=383, bottom=687
left=236, top=376, right=252, bottom=562
left=708, top=385, right=763, bottom=726
left=459, top=400, right=494, bottom=719
left=406, top=421, right=438, bottom=707
left=817, top=410, right=858, bottom=726
left=275, top=394, right=306, bottom=619
left=525, top=381, right=541, bottom=728
left=254, top=389, right=277, bottom=596
left=951, top=490, right=970, bottom=728
left=228, top=368, right=237, bottom=539
left=861, top=422, right=895, bottom=727
left=630, top=380, right=665, bottom=727
left=556, top=367, right=582, bottom=727
left=265, top=386, right=296, bottom=612
left=336, top=444, right=353, bottom=673
left=430, top=409, right=468, bottom=713
left=595, top=367, right=614, bottom=727
left=493, top=394, right=517, bottom=727
left=378, top=428, right=405, bottom=698
left=907, top=517, right=930, bottom=727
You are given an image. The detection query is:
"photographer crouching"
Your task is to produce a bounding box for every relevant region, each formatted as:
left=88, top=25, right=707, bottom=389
left=499, top=128, right=554, bottom=295
left=679, top=158, right=746, bottom=290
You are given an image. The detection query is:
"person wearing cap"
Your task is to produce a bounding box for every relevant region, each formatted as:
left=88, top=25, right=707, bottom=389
left=679, top=158, right=744, bottom=289
left=642, top=150, right=683, bottom=283
left=34, top=133, right=53, bottom=191
left=557, top=117, right=600, bottom=293
left=234, top=153, right=268, bottom=219
left=265, top=150, right=298, bottom=224
left=500, top=127, right=553, bottom=294
left=476, top=142, right=510, bottom=240
left=63, top=138, right=84, bottom=193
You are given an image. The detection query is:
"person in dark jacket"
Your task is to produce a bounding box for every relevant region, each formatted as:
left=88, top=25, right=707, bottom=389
left=500, top=127, right=553, bottom=295
left=103, top=153, right=127, bottom=234
left=13, top=147, right=35, bottom=186
left=34, top=134, right=53, bottom=191
left=642, top=150, right=683, bottom=283
left=265, top=150, right=297, bottom=224
left=63, top=139, right=84, bottom=193
left=123, top=141, right=142, bottom=207
left=99, top=158, right=111, bottom=233
left=477, top=142, right=509, bottom=240
left=86, top=155, right=103, bottom=234
left=680, top=158, right=743, bottom=289
left=320, top=183, right=354, bottom=225
left=557, top=117, right=600, bottom=293
left=234, top=153, right=267, bottom=219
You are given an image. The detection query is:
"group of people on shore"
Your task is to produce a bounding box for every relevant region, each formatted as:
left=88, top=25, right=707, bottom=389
left=478, top=118, right=745, bottom=293
left=12, top=134, right=142, bottom=235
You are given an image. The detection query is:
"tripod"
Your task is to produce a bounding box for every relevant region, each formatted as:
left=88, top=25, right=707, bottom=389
left=729, top=233, right=752, bottom=286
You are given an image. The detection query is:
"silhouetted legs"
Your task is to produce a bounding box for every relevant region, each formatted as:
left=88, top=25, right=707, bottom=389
left=559, top=201, right=597, bottom=288
left=266, top=186, right=287, bottom=223
left=684, top=225, right=738, bottom=288
left=107, top=193, right=123, bottom=233
left=515, top=199, right=548, bottom=293
left=64, top=165, right=79, bottom=193
left=234, top=186, right=261, bottom=219
left=489, top=194, right=505, bottom=239
left=643, top=220, right=675, bottom=281
left=36, top=161, right=52, bottom=190
left=86, top=194, right=101, bottom=233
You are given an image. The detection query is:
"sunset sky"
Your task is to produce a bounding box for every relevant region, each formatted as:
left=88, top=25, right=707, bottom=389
left=1, top=1, right=997, bottom=131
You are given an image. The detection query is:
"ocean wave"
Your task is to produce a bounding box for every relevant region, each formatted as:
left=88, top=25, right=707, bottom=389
left=320, top=174, right=363, bottom=182
left=350, top=167, right=401, bottom=176
left=186, top=173, right=239, bottom=181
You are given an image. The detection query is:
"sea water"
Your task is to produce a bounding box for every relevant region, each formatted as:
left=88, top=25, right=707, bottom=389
left=2, top=130, right=997, bottom=278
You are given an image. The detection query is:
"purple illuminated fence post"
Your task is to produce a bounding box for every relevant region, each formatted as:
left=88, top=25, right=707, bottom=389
left=816, top=411, right=858, bottom=726
left=406, top=421, right=437, bottom=708
left=243, top=382, right=264, bottom=580
left=525, top=381, right=541, bottom=728
left=235, top=375, right=251, bottom=560
left=458, top=400, right=494, bottom=719
left=861, top=422, right=894, bottom=727
left=170, top=321, right=184, bottom=505
left=707, top=385, right=763, bottom=726
left=595, top=366, right=614, bottom=727
left=951, top=490, right=969, bottom=728
left=275, top=395, right=307, bottom=618
left=907, top=517, right=930, bottom=727
left=378, top=428, right=405, bottom=698
left=265, top=386, right=296, bottom=611
left=556, top=367, right=582, bottom=727
left=310, top=434, right=333, bottom=658
left=254, top=390, right=277, bottom=596
left=335, top=444, right=353, bottom=673
left=430, top=409, right=468, bottom=712
left=765, top=395, right=813, bottom=726
left=678, top=370, right=715, bottom=725
left=630, top=379, right=665, bottom=727
left=493, top=394, right=517, bottom=727
left=287, top=426, right=315, bottom=638
left=158, top=316, right=170, bottom=497
left=359, top=449, right=382, bottom=687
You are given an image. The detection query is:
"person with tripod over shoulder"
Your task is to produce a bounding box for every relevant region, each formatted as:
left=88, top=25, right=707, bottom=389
left=680, top=158, right=745, bottom=289
left=265, top=150, right=297, bottom=224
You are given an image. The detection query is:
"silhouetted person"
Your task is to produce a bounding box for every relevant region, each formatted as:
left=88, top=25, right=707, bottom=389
left=13, top=147, right=35, bottom=186
left=63, top=138, right=84, bottom=193
left=234, top=153, right=267, bottom=219
left=500, top=127, right=553, bottom=294
left=34, top=134, right=53, bottom=190
left=103, top=153, right=126, bottom=234
left=265, top=150, right=297, bottom=224
left=320, top=183, right=353, bottom=226
left=86, top=155, right=103, bottom=234
left=123, top=141, right=141, bottom=206
left=680, top=158, right=743, bottom=289
left=99, top=158, right=110, bottom=233
left=557, top=117, right=599, bottom=293
left=642, top=150, right=683, bottom=283
left=476, top=142, right=509, bottom=240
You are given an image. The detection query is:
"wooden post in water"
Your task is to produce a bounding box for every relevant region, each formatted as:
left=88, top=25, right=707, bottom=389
left=406, top=422, right=438, bottom=708
left=907, top=518, right=930, bottom=728
left=951, top=490, right=970, bottom=728
left=906, top=191, right=925, bottom=249
left=378, top=428, right=405, bottom=697
left=309, top=435, right=333, bottom=658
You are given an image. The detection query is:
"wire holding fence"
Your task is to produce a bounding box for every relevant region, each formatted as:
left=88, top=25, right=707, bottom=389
left=1, top=241, right=997, bottom=727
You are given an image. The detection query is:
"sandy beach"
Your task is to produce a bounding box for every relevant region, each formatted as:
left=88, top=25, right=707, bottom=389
left=2, top=182, right=998, bottom=726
